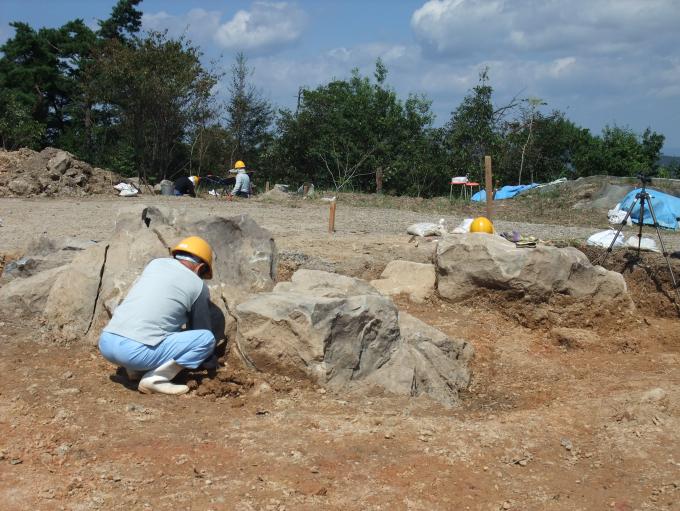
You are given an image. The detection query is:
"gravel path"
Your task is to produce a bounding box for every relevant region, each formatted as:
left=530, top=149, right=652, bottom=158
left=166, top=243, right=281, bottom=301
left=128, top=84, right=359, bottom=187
left=2, top=195, right=679, bottom=254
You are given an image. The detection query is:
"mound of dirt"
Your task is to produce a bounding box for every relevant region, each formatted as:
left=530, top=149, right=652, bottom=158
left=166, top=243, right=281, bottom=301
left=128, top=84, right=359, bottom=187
left=580, top=245, right=680, bottom=318
left=0, top=147, right=119, bottom=197
left=532, top=175, right=680, bottom=210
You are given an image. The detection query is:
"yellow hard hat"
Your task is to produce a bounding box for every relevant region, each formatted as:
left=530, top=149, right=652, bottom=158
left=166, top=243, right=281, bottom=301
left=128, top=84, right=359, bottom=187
left=171, top=236, right=213, bottom=279
left=469, top=217, right=494, bottom=234
left=189, top=176, right=200, bottom=186
left=234, top=160, right=246, bottom=169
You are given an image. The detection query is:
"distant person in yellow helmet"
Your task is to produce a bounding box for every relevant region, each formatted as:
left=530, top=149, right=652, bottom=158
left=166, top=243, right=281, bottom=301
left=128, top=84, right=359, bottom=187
left=174, top=175, right=200, bottom=197
left=98, top=236, right=216, bottom=395
left=228, top=160, right=250, bottom=200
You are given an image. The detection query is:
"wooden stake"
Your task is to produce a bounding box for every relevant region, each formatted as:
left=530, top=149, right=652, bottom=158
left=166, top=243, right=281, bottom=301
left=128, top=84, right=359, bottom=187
left=484, top=156, right=493, bottom=221
left=265, top=181, right=270, bottom=193
left=328, top=200, right=337, bottom=233
left=303, top=183, right=309, bottom=197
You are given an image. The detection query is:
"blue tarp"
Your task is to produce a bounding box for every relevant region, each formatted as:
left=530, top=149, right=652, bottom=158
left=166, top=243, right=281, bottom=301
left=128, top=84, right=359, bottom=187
left=619, top=188, right=680, bottom=230
left=471, top=183, right=539, bottom=202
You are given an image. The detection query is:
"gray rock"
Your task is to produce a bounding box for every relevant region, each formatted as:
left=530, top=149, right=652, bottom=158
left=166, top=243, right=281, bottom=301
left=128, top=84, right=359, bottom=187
left=8, top=177, right=36, bottom=195
left=47, top=151, right=72, bottom=176
left=235, top=277, right=400, bottom=385
left=366, top=312, right=473, bottom=406
left=0, top=266, right=68, bottom=317
left=39, top=205, right=276, bottom=345
left=2, top=257, right=38, bottom=276
left=436, top=233, right=633, bottom=309
left=370, top=260, right=435, bottom=303
left=44, top=244, right=109, bottom=341
left=235, top=269, right=472, bottom=405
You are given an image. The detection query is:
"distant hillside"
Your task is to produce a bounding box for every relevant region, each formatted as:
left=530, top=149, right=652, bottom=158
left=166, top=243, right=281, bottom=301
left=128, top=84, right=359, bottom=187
left=659, top=154, right=680, bottom=167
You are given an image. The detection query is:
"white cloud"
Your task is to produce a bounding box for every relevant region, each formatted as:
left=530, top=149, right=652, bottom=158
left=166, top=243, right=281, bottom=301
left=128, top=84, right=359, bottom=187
left=142, top=3, right=307, bottom=53
left=213, top=2, right=307, bottom=52
left=142, top=8, right=221, bottom=45
left=411, top=0, right=680, bottom=59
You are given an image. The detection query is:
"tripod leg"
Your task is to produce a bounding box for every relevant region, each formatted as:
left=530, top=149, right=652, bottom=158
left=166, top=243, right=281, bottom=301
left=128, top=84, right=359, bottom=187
left=636, top=195, right=646, bottom=257
left=598, top=197, right=638, bottom=265
left=645, top=200, right=680, bottom=300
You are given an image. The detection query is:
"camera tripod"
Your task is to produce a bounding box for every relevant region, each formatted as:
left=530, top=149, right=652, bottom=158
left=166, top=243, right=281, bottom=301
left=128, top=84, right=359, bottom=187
left=597, top=174, right=680, bottom=304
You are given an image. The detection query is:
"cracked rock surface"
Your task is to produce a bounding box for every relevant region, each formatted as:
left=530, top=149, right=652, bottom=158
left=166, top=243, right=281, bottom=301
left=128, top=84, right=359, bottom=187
left=21, top=204, right=277, bottom=344
left=235, top=269, right=473, bottom=406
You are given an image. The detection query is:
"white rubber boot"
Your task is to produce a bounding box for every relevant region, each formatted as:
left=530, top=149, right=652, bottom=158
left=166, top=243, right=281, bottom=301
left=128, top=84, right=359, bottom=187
left=138, top=360, right=189, bottom=395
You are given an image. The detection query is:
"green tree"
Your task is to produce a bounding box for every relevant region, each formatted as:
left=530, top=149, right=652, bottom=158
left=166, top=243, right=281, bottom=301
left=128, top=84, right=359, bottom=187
left=594, top=125, right=664, bottom=177
left=224, top=52, right=274, bottom=169
left=445, top=68, right=515, bottom=183
left=0, top=89, right=45, bottom=149
left=97, top=0, right=143, bottom=43
left=90, top=31, right=219, bottom=180
left=272, top=61, right=437, bottom=194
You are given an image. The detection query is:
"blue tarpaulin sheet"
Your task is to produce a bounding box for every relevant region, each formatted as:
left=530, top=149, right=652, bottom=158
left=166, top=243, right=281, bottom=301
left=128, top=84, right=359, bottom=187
left=619, top=188, right=680, bottom=230
left=471, top=183, right=539, bottom=202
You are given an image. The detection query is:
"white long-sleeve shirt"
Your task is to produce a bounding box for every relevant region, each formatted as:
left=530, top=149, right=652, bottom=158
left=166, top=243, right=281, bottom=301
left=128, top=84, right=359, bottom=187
left=231, top=171, right=250, bottom=196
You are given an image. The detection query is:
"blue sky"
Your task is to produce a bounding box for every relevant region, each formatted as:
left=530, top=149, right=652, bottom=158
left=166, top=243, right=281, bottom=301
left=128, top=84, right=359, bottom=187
left=2, top=0, right=680, bottom=154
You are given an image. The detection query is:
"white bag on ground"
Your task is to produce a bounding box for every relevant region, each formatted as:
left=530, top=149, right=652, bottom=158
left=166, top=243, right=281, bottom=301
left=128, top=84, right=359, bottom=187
left=452, top=218, right=474, bottom=233
left=608, top=203, right=630, bottom=226
left=407, top=219, right=447, bottom=237
left=625, top=236, right=659, bottom=252
left=587, top=229, right=625, bottom=248
left=114, top=182, right=139, bottom=197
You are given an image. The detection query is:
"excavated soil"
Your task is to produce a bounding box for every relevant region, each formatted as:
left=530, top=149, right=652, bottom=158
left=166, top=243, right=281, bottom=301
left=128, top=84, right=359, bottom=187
left=1, top=195, right=680, bottom=510
left=0, top=147, right=119, bottom=198
left=581, top=245, right=680, bottom=318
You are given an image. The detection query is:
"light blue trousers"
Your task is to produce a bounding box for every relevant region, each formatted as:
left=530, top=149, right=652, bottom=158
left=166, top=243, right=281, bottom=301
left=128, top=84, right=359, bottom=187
left=99, top=330, right=215, bottom=370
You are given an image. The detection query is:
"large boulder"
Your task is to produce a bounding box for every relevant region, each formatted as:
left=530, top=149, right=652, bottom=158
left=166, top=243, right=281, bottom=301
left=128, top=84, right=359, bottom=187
left=0, top=266, right=68, bottom=317
left=370, top=260, right=435, bottom=303
left=436, top=233, right=633, bottom=324
left=47, top=151, right=72, bottom=176
left=235, top=269, right=472, bottom=405
left=41, top=205, right=277, bottom=344
left=365, top=312, right=473, bottom=405
left=235, top=270, right=399, bottom=384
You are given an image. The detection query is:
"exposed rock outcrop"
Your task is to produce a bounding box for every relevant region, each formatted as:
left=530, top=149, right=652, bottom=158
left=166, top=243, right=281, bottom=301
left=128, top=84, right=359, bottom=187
left=370, top=260, right=435, bottom=303
left=436, top=233, right=634, bottom=327
left=235, top=269, right=472, bottom=406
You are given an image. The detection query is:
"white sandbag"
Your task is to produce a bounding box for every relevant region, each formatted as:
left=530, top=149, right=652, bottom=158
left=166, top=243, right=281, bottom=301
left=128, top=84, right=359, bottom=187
left=114, top=182, right=139, bottom=197
left=607, top=203, right=630, bottom=226
left=119, top=188, right=138, bottom=197
left=452, top=218, right=474, bottom=234
left=625, top=236, right=659, bottom=252
left=407, top=219, right=447, bottom=237
left=587, top=229, right=625, bottom=248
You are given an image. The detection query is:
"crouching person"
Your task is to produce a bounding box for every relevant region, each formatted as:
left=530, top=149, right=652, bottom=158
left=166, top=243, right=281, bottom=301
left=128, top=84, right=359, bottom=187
left=98, top=236, right=216, bottom=395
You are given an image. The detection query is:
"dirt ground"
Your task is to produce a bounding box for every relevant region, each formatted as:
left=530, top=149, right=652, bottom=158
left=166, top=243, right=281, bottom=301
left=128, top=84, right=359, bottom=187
left=1, top=195, right=680, bottom=510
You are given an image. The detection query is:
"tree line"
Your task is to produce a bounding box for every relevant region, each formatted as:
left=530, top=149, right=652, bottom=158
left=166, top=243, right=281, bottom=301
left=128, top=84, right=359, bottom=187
left=1, top=0, right=677, bottom=196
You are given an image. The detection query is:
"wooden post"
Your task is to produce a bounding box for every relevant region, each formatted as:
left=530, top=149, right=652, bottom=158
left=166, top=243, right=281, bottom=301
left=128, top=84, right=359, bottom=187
left=303, top=183, right=309, bottom=197
left=265, top=181, right=270, bottom=193
left=484, top=156, right=493, bottom=221
left=328, top=199, right=337, bottom=233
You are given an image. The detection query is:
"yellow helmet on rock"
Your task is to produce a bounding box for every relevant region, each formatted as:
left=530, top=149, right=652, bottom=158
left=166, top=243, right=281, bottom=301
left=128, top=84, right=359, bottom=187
left=234, top=160, right=246, bottom=169
left=171, top=236, right=213, bottom=279
left=469, top=217, right=494, bottom=234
